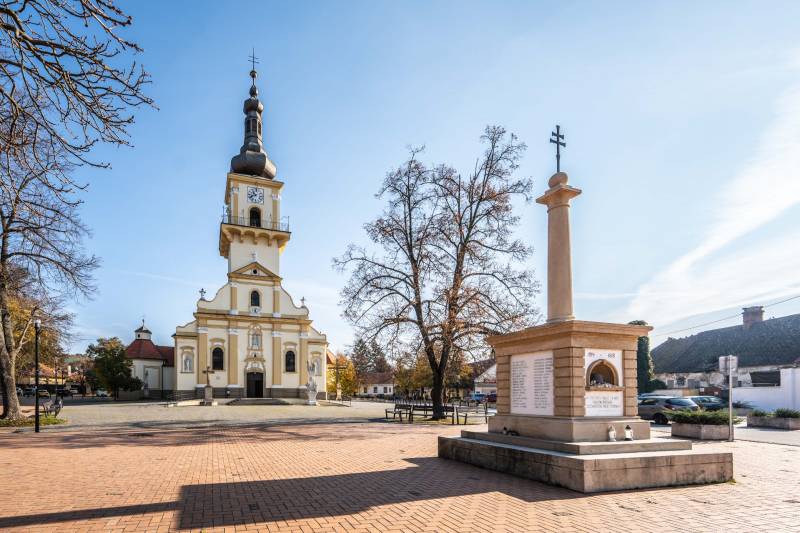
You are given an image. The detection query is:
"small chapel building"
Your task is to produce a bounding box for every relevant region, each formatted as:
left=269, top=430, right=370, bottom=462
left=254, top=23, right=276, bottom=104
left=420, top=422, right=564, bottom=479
left=170, top=66, right=328, bottom=400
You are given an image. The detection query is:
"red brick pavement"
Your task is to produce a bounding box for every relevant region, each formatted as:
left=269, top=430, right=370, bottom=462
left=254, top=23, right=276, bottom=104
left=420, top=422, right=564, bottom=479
left=0, top=422, right=798, bottom=532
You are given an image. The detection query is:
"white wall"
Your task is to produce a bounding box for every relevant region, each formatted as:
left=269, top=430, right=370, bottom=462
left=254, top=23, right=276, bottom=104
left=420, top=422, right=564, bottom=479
left=734, top=368, right=800, bottom=411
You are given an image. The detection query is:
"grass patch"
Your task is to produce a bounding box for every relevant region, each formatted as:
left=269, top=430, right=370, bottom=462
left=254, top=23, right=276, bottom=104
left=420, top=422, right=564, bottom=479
left=0, top=416, right=66, bottom=428
left=670, top=410, right=741, bottom=425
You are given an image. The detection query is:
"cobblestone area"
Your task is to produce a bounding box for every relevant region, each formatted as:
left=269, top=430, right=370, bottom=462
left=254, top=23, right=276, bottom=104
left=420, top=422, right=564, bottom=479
left=0, top=421, right=798, bottom=532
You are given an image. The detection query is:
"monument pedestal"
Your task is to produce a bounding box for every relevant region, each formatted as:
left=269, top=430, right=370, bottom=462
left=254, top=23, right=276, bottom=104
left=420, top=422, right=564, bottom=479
left=439, top=319, right=733, bottom=492
left=201, top=384, right=217, bottom=406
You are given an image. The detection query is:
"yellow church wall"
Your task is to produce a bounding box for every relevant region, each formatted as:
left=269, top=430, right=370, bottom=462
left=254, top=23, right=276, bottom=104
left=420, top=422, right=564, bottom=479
left=229, top=241, right=280, bottom=275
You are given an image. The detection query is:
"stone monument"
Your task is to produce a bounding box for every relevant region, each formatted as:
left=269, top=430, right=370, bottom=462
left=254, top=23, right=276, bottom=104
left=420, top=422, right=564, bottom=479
left=438, top=127, right=733, bottom=493
left=201, top=366, right=217, bottom=406
left=306, top=360, right=318, bottom=406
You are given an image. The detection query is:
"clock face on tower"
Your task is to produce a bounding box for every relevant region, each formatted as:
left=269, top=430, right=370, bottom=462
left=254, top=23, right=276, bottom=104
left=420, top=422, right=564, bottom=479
left=247, top=186, right=264, bottom=204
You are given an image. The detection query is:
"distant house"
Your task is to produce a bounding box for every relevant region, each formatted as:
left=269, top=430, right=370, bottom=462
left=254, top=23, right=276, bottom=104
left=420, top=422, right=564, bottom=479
left=652, top=306, right=800, bottom=391
left=470, top=359, right=497, bottom=395
left=358, top=371, right=395, bottom=397
left=124, top=322, right=175, bottom=399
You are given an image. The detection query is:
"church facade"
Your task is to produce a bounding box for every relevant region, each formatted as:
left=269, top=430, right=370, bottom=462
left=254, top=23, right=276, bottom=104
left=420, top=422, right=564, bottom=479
left=171, top=67, right=328, bottom=400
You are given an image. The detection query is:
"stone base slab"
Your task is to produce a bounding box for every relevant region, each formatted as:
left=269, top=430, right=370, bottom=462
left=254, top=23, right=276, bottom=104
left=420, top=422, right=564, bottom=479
left=489, top=414, right=651, bottom=442
left=747, top=416, right=800, bottom=430
left=460, top=430, right=691, bottom=455
left=438, top=435, right=733, bottom=493
left=671, top=423, right=732, bottom=440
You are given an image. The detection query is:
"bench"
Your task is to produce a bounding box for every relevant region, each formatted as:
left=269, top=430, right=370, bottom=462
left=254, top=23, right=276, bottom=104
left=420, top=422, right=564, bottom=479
left=385, top=406, right=411, bottom=422
left=456, top=404, right=490, bottom=425
left=42, top=398, right=63, bottom=419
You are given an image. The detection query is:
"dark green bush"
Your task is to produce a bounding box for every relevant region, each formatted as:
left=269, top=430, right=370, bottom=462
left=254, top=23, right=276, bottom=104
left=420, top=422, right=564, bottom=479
left=774, top=408, right=800, bottom=418
left=751, top=409, right=770, bottom=417
left=669, top=410, right=742, bottom=425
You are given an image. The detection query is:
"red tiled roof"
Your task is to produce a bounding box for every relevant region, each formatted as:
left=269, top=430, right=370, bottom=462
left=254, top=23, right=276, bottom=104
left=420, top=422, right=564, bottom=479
left=126, top=339, right=174, bottom=366
left=157, top=345, right=175, bottom=367
left=359, top=371, right=394, bottom=385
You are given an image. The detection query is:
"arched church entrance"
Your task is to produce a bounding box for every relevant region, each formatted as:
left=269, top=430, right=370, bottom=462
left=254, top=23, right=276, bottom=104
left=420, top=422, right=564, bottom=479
left=246, top=371, right=264, bottom=398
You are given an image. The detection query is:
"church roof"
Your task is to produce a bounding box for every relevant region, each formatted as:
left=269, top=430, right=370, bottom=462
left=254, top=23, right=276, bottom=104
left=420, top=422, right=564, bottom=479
left=230, top=67, right=276, bottom=179
left=652, top=313, right=800, bottom=373
left=126, top=338, right=174, bottom=367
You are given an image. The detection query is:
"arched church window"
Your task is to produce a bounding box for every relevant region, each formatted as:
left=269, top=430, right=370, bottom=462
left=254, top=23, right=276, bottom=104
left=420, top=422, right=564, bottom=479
left=249, top=207, right=261, bottom=227
left=212, top=347, right=224, bottom=371
left=250, top=290, right=261, bottom=308
left=285, top=350, right=296, bottom=373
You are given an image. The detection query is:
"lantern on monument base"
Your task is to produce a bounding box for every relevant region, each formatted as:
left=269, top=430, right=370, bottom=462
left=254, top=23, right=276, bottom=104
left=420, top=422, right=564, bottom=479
left=624, top=424, right=634, bottom=441
left=607, top=426, right=617, bottom=442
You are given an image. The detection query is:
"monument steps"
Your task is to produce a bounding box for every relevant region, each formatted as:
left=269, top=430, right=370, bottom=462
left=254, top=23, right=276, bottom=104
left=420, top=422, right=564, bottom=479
left=439, top=435, right=733, bottom=493
left=460, top=429, right=692, bottom=455
left=228, top=398, right=293, bottom=406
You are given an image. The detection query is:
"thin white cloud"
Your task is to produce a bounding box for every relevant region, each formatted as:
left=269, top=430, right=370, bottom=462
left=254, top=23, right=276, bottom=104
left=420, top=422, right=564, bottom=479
left=628, top=65, right=800, bottom=328
left=117, top=269, right=215, bottom=289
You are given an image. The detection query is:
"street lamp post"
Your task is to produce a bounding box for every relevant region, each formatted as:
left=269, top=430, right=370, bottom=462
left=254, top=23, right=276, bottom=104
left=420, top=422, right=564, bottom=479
left=34, top=319, right=41, bottom=433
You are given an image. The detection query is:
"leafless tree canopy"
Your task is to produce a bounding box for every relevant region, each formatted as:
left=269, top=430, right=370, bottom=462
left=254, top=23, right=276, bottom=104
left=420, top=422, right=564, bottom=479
left=335, top=126, right=540, bottom=416
left=0, top=0, right=153, bottom=167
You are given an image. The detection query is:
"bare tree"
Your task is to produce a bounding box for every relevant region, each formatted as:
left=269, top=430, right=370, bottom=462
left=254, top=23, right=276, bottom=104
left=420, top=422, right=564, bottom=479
left=0, top=0, right=151, bottom=419
left=336, top=126, right=540, bottom=418
left=1, top=0, right=154, bottom=167
left=0, top=102, right=97, bottom=419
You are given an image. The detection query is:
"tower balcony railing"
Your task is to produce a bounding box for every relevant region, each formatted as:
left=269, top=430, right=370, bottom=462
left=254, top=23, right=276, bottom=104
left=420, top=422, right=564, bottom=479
left=221, top=213, right=290, bottom=233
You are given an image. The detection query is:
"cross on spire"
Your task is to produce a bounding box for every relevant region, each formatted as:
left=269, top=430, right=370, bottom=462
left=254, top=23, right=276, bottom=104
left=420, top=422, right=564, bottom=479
left=549, top=124, right=566, bottom=173
left=199, top=288, right=206, bottom=300
left=249, top=48, right=259, bottom=82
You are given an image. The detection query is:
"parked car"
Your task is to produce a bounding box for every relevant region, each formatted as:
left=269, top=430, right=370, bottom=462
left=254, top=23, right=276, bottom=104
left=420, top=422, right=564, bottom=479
left=36, top=389, right=50, bottom=398
left=687, top=395, right=725, bottom=411
left=23, top=387, right=36, bottom=397
left=638, top=397, right=699, bottom=425
left=95, top=389, right=109, bottom=398
left=486, top=392, right=497, bottom=403
left=469, top=392, right=487, bottom=402
left=57, top=388, right=73, bottom=397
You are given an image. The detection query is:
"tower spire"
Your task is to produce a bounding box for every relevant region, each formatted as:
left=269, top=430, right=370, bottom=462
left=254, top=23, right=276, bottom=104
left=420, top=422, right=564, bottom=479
left=231, top=51, right=276, bottom=179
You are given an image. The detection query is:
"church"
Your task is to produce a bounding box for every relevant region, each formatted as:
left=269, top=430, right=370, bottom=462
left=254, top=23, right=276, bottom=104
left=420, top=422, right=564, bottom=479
left=169, top=66, right=329, bottom=400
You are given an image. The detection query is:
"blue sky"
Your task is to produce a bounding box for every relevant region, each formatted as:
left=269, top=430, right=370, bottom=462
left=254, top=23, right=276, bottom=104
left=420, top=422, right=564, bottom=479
left=69, top=1, right=800, bottom=354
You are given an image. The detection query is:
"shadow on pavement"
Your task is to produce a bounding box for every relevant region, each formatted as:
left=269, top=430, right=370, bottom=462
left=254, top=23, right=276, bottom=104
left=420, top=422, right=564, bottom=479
left=0, top=456, right=584, bottom=529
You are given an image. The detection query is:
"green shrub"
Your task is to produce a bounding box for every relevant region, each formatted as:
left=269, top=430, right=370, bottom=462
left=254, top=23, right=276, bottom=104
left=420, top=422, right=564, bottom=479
left=751, top=409, right=770, bottom=417
left=669, top=410, right=742, bottom=426
left=774, top=408, right=800, bottom=418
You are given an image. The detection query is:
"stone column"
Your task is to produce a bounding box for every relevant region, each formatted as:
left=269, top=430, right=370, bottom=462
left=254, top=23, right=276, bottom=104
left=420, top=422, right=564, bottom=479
left=272, top=329, right=282, bottom=386
left=228, top=327, right=239, bottom=385
left=536, top=172, right=581, bottom=323
left=272, top=284, right=281, bottom=316
left=229, top=284, right=238, bottom=314
left=299, top=330, right=309, bottom=385
left=197, top=327, right=208, bottom=383
left=623, top=350, right=638, bottom=416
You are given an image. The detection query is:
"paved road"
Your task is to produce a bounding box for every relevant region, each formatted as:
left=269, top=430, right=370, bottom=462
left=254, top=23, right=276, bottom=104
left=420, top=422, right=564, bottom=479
left=1, top=422, right=799, bottom=532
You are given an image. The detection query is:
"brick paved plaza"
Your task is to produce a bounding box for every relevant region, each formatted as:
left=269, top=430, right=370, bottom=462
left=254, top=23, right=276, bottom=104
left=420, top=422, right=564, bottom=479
left=1, top=412, right=799, bottom=533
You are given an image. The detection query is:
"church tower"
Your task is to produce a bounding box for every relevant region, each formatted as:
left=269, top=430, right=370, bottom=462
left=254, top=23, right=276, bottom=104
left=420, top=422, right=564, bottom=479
left=173, top=65, right=329, bottom=400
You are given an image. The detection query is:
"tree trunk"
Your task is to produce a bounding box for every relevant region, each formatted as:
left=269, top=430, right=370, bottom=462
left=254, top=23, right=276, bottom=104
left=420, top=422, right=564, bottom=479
left=0, top=346, right=22, bottom=419
left=431, top=370, right=445, bottom=419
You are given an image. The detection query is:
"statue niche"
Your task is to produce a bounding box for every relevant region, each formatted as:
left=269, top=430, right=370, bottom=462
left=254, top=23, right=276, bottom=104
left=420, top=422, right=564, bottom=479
left=586, top=360, right=618, bottom=389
